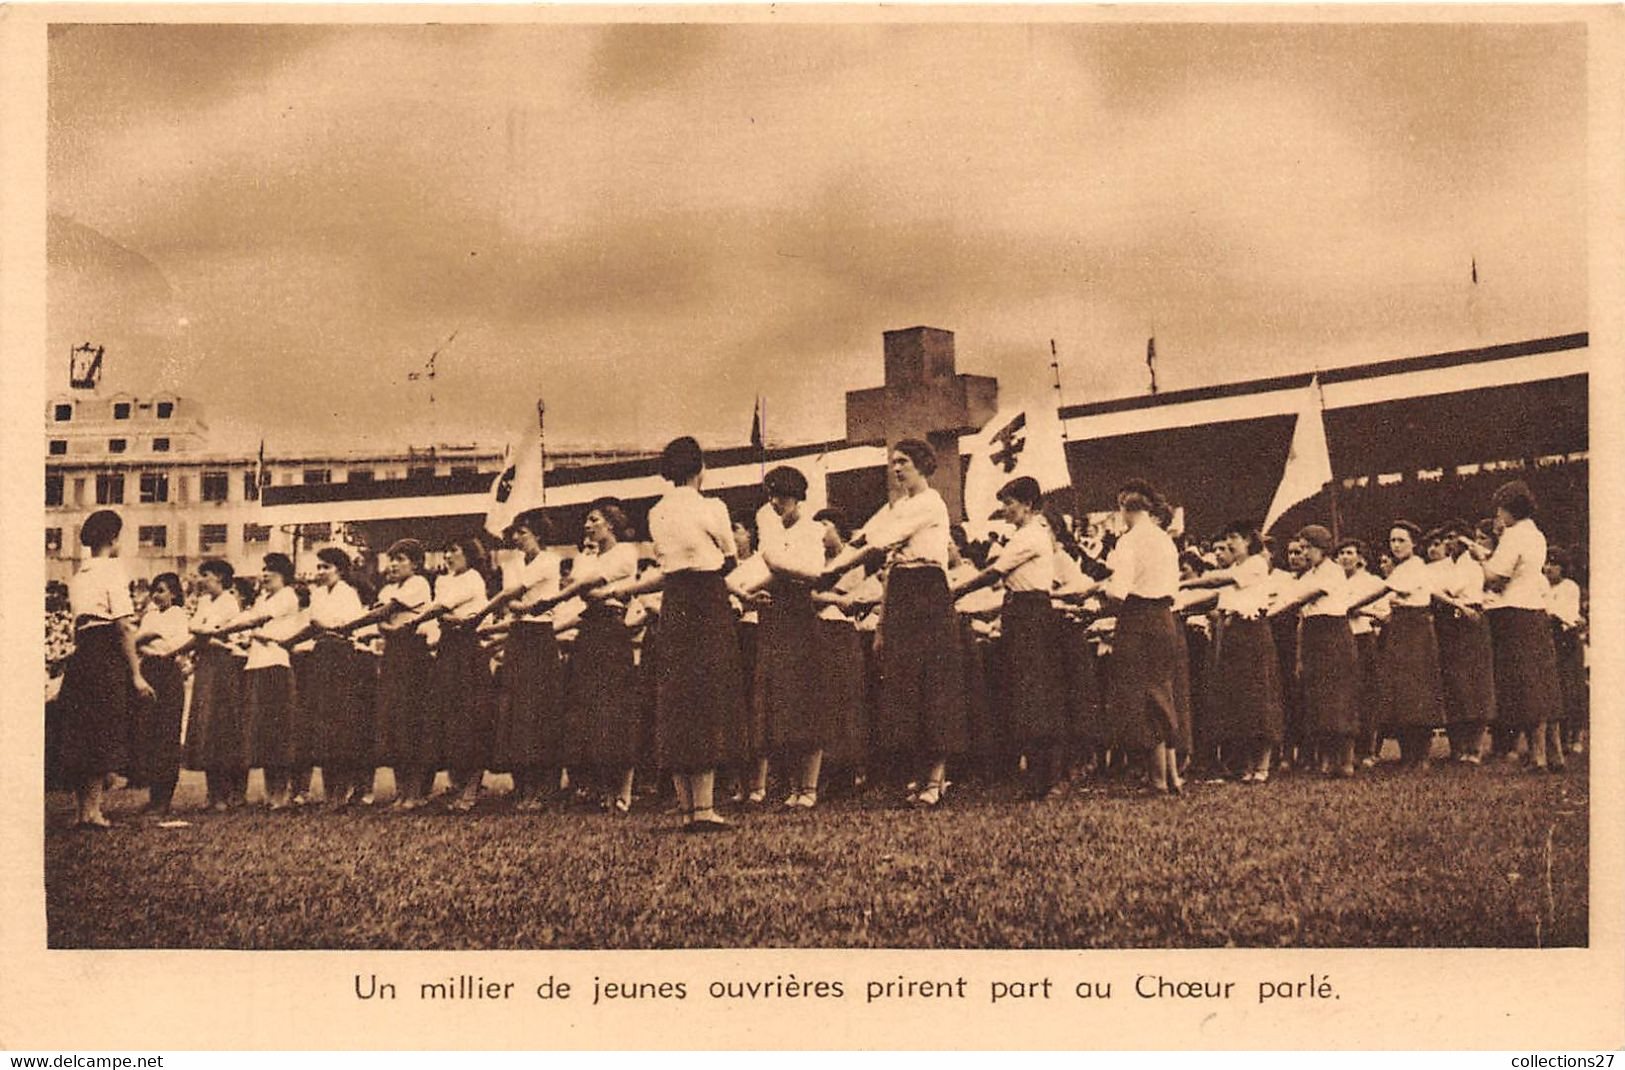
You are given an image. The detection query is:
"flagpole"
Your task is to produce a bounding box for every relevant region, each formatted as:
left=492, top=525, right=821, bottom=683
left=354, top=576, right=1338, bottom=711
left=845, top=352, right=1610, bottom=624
left=536, top=399, right=547, bottom=507
left=1314, top=373, right=1341, bottom=543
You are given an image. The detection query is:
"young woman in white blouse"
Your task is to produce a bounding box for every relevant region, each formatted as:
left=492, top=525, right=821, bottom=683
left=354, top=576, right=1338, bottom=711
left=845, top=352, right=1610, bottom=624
left=471, top=512, right=565, bottom=810
left=1098, top=480, right=1183, bottom=795
left=587, top=437, right=750, bottom=832
left=1182, top=521, right=1283, bottom=782
left=1543, top=547, right=1587, bottom=755
left=280, top=548, right=371, bottom=807
left=1268, top=525, right=1360, bottom=777
left=130, top=572, right=191, bottom=816
left=405, top=537, right=496, bottom=811
left=210, top=553, right=303, bottom=809
left=1352, top=521, right=1445, bottom=768
left=1430, top=522, right=1497, bottom=764
left=1337, top=538, right=1387, bottom=768
left=52, top=510, right=154, bottom=827
left=1465, top=481, right=1565, bottom=773
left=809, top=507, right=869, bottom=792
left=182, top=559, right=249, bottom=811
left=539, top=499, right=643, bottom=813
left=733, top=467, right=831, bottom=808
left=821, top=440, right=963, bottom=807
left=951, top=477, right=1067, bottom=799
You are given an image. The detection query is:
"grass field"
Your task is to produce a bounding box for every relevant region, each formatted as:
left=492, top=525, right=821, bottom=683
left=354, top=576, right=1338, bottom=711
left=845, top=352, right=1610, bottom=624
left=44, top=752, right=1589, bottom=949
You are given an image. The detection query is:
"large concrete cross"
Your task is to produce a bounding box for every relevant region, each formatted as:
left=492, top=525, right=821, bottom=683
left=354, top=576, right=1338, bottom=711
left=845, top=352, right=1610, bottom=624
left=844, top=326, right=998, bottom=521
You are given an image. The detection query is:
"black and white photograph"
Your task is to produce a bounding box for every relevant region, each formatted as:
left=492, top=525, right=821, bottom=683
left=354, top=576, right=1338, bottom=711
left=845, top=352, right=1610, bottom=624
left=11, top=4, right=1615, bottom=981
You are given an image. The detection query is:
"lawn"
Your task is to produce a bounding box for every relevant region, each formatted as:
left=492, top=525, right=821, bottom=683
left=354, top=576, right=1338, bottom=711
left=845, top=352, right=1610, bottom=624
left=44, top=754, right=1589, bottom=949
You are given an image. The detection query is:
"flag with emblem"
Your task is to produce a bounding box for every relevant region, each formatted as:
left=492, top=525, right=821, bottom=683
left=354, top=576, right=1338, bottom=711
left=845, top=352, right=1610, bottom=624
left=485, top=401, right=547, bottom=537
left=961, top=401, right=1070, bottom=531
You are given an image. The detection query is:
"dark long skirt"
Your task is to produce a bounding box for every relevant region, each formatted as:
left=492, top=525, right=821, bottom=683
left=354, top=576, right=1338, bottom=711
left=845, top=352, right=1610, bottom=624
left=561, top=604, right=641, bottom=768
left=306, top=635, right=373, bottom=765
left=1171, top=619, right=1195, bottom=754
left=375, top=632, right=437, bottom=768
left=1103, top=596, right=1180, bottom=750
left=1299, top=616, right=1360, bottom=739
left=128, top=654, right=184, bottom=791
left=1353, top=630, right=1383, bottom=744
left=815, top=618, right=868, bottom=767
left=874, top=566, right=965, bottom=758
left=1271, top=611, right=1304, bottom=749
left=434, top=625, right=493, bottom=771
left=1435, top=609, right=1498, bottom=726
left=49, top=625, right=131, bottom=784
left=1185, top=622, right=1213, bottom=757
left=1487, top=608, right=1561, bottom=728
left=290, top=648, right=316, bottom=769
left=655, top=571, right=751, bottom=772
left=960, top=620, right=1002, bottom=760
left=1554, top=625, right=1588, bottom=731
left=1378, top=605, right=1445, bottom=728
left=754, top=583, right=828, bottom=754
left=998, top=591, right=1067, bottom=746
left=737, top=619, right=762, bottom=758
left=245, top=665, right=298, bottom=769
left=183, top=647, right=248, bottom=774
left=1059, top=619, right=1103, bottom=746
left=1205, top=615, right=1284, bottom=746
left=491, top=620, right=565, bottom=771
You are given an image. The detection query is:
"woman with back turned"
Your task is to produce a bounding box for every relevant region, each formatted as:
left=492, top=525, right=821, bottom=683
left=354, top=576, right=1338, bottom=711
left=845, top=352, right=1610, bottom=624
left=588, top=436, right=750, bottom=831
left=51, top=509, right=154, bottom=827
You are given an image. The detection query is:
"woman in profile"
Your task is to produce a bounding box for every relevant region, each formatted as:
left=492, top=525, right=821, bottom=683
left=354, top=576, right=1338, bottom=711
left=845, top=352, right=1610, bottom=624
left=129, top=571, right=190, bottom=816
left=52, top=509, right=154, bottom=827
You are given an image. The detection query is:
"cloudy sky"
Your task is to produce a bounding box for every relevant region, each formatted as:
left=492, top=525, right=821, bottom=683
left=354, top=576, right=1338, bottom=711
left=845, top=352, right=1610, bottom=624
left=47, top=20, right=1587, bottom=453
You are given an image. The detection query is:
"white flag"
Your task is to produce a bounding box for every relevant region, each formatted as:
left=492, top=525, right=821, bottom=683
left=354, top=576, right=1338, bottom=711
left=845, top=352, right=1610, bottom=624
left=1263, top=376, right=1333, bottom=532
left=484, top=407, right=546, bottom=538
left=962, top=403, right=1071, bottom=528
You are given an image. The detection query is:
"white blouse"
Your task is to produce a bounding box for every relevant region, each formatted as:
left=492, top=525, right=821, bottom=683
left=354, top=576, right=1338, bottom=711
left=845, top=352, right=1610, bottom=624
left=762, top=515, right=827, bottom=581
left=1437, top=555, right=1487, bottom=607
left=434, top=568, right=488, bottom=618
left=1297, top=557, right=1352, bottom=618
left=1385, top=555, right=1434, bottom=609
left=69, top=556, right=134, bottom=626
left=379, top=574, right=433, bottom=633
left=991, top=518, right=1056, bottom=594
left=245, top=587, right=301, bottom=671
left=1216, top=553, right=1273, bottom=617
left=649, top=485, right=737, bottom=574
left=137, top=605, right=190, bottom=656
left=862, top=489, right=950, bottom=570
left=1545, top=578, right=1583, bottom=629
left=309, top=581, right=365, bottom=631
left=1481, top=518, right=1549, bottom=611
left=1103, top=518, right=1179, bottom=602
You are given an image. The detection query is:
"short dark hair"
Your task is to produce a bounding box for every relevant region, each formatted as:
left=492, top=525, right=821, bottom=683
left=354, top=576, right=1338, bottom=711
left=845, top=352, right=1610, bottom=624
left=150, top=572, right=183, bottom=603
left=263, top=553, right=295, bottom=584
left=1117, top=478, right=1160, bottom=514
left=79, top=509, right=122, bottom=549
left=891, top=438, right=937, bottom=477
left=813, top=507, right=850, bottom=542
left=1296, top=524, right=1334, bottom=553
left=588, top=497, right=633, bottom=540
left=659, top=436, right=704, bottom=484
left=1179, top=549, right=1208, bottom=576
left=1492, top=479, right=1537, bottom=521
left=510, top=509, right=551, bottom=545
left=763, top=465, right=809, bottom=501
left=1218, top=519, right=1264, bottom=555
left=199, top=558, right=235, bottom=585
left=1335, top=537, right=1368, bottom=560
left=1390, top=520, right=1423, bottom=543
left=997, top=476, right=1043, bottom=509
left=385, top=538, right=426, bottom=569
left=315, top=547, right=352, bottom=572
left=447, top=535, right=488, bottom=574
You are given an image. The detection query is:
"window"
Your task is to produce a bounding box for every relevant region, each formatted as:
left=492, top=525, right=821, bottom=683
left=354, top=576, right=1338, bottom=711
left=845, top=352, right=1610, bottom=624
left=451, top=465, right=479, bottom=478
left=49, top=440, right=67, bottom=456
left=156, top=401, right=174, bottom=419
left=301, top=523, right=332, bottom=546
left=138, top=472, right=170, bottom=503
left=46, top=528, right=63, bottom=554
left=45, top=472, right=64, bottom=507
left=53, top=404, right=72, bottom=422
left=108, top=438, right=127, bottom=453
left=304, top=468, right=332, bottom=485
left=152, top=437, right=171, bottom=452
left=95, top=473, right=125, bottom=505
left=243, top=523, right=271, bottom=544
left=243, top=470, right=259, bottom=501
left=113, top=403, right=131, bottom=420
left=199, top=523, right=228, bottom=551
left=348, top=468, right=375, bottom=484
left=407, top=465, right=435, bottom=480
left=201, top=471, right=230, bottom=502
left=138, top=525, right=167, bottom=550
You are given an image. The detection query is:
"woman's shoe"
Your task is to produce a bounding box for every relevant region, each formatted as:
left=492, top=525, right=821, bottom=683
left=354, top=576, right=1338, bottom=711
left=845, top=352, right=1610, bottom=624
left=910, top=781, right=948, bottom=807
